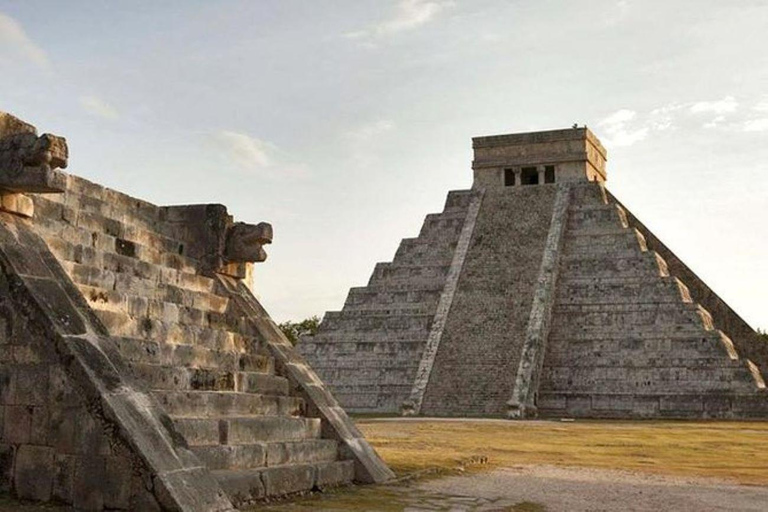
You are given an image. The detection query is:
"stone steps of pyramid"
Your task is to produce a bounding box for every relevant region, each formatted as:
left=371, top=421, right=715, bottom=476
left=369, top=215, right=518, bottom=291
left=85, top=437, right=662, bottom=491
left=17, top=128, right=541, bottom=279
left=564, top=229, right=646, bottom=252
left=544, top=352, right=739, bottom=367
left=540, top=365, right=758, bottom=393
left=94, top=309, right=248, bottom=351
left=58, top=259, right=227, bottom=308
left=320, top=311, right=432, bottom=332
left=212, top=460, right=354, bottom=505
left=112, top=336, right=270, bottom=371
left=300, top=340, right=425, bottom=360
left=326, top=306, right=435, bottom=316
left=79, top=285, right=234, bottom=325
left=558, top=251, right=667, bottom=278
left=369, top=261, right=451, bottom=283
left=556, top=277, right=688, bottom=304
left=191, top=439, right=339, bottom=470
left=39, top=179, right=355, bottom=492
left=172, top=416, right=321, bottom=446
left=154, top=390, right=304, bottom=418
left=546, top=331, right=736, bottom=356
left=550, top=305, right=709, bottom=331
left=33, top=208, right=200, bottom=275
left=537, top=391, right=768, bottom=419
left=34, top=180, right=166, bottom=233
left=344, top=285, right=443, bottom=304
left=127, top=363, right=290, bottom=394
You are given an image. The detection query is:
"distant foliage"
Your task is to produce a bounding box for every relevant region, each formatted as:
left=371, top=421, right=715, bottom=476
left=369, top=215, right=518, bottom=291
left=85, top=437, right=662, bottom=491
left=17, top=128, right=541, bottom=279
left=278, top=316, right=321, bottom=345
left=758, top=328, right=768, bottom=342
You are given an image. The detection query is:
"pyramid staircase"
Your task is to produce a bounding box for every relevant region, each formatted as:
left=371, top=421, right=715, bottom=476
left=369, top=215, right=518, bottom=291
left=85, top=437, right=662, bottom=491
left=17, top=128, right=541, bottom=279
left=20, top=174, right=387, bottom=506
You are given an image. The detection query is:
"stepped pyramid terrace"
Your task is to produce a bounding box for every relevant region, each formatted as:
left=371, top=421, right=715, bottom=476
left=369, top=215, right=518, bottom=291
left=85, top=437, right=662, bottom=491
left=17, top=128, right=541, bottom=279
left=299, top=126, right=768, bottom=419
left=0, top=111, right=393, bottom=511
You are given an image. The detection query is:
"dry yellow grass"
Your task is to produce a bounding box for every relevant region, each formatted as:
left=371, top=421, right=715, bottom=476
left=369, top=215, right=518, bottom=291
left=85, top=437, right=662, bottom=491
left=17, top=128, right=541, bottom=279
left=358, top=419, right=768, bottom=485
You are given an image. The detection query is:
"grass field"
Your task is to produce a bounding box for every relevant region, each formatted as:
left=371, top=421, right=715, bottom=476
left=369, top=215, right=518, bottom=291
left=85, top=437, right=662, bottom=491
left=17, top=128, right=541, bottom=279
left=358, top=418, right=768, bottom=484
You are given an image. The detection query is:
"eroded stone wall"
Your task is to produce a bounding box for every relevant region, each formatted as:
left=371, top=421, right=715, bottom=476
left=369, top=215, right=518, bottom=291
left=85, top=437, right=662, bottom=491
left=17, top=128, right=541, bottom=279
left=0, top=258, right=160, bottom=510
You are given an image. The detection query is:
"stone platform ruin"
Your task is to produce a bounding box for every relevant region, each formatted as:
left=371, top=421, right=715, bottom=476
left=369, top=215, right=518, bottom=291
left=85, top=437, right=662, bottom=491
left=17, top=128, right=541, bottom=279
left=300, top=127, right=768, bottom=419
left=0, top=111, right=393, bottom=511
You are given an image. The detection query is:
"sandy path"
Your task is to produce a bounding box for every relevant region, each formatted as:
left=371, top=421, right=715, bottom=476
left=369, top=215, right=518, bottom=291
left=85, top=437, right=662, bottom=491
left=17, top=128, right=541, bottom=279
left=419, top=465, right=768, bottom=511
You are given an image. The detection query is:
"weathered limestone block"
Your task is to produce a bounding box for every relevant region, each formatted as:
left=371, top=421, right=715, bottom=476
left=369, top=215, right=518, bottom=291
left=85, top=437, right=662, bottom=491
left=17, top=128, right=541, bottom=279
left=0, top=111, right=67, bottom=194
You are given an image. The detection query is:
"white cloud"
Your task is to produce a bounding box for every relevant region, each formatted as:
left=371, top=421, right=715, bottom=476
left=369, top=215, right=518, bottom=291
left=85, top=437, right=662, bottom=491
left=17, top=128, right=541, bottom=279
left=600, top=109, right=636, bottom=126
left=598, top=109, right=649, bottom=147
left=753, top=100, right=768, bottom=112
left=345, top=0, right=453, bottom=39
left=345, top=119, right=395, bottom=141
left=216, top=131, right=273, bottom=169
left=689, top=95, right=738, bottom=115
left=744, top=119, right=768, bottom=132
left=79, top=95, right=120, bottom=120
left=0, top=11, right=49, bottom=68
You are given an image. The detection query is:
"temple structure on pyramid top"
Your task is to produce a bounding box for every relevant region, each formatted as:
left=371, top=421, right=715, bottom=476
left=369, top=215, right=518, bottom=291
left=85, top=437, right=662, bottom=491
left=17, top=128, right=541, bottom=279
left=299, top=126, right=768, bottom=419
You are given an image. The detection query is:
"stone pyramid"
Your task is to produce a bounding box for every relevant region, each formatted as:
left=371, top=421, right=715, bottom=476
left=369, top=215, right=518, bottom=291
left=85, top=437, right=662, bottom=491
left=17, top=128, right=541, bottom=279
left=0, top=111, right=392, bottom=511
left=300, top=127, right=768, bottom=419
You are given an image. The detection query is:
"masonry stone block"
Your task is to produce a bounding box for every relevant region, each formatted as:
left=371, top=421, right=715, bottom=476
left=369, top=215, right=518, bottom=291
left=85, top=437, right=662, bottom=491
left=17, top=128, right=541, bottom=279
left=14, top=445, right=54, bottom=502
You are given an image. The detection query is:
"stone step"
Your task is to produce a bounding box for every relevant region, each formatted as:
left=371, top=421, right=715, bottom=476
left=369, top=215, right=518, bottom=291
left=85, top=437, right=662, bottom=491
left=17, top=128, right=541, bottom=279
left=370, top=262, right=451, bottom=281
left=551, top=303, right=712, bottom=331
left=315, top=367, right=417, bottom=385
left=112, top=337, right=270, bottom=372
left=35, top=213, right=203, bottom=279
left=537, top=391, right=768, bottom=419
left=567, top=203, right=626, bottom=226
left=58, top=251, right=215, bottom=294
left=547, top=327, right=720, bottom=343
left=192, top=439, right=339, bottom=470
left=86, top=289, right=248, bottom=336
left=36, top=195, right=187, bottom=257
left=299, top=339, right=426, bottom=358
left=326, top=307, right=435, bottom=318
left=343, top=287, right=441, bottom=311
left=61, top=261, right=227, bottom=314
left=540, top=365, right=758, bottom=393
left=544, top=353, right=742, bottom=368
left=172, top=416, right=322, bottom=446
left=393, top=238, right=460, bottom=260
left=569, top=184, right=609, bottom=203
left=320, top=311, right=432, bottom=332
left=212, top=461, right=354, bottom=505
left=564, top=228, right=647, bottom=253
left=80, top=285, right=234, bottom=327
left=556, top=276, right=690, bottom=305
left=545, top=331, right=739, bottom=359
left=94, top=310, right=248, bottom=352
left=129, top=363, right=289, bottom=394
left=153, top=391, right=304, bottom=418
left=34, top=185, right=166, bottom=236
left=349, top=282, right=447, bottom=294
left=559, top=252, right=668, bottom=279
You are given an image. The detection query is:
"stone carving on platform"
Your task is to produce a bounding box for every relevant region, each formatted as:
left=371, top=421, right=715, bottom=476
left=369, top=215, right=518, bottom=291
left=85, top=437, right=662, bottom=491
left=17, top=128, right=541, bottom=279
left=0, top=112, right=68, bottom=193
left=225, top=221, right=273, bottom=263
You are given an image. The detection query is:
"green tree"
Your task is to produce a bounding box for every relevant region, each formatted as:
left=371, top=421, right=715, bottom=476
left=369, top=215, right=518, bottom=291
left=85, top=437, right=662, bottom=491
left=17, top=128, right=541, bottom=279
left=758, top=328, right=768, bottom=342
left=278, top=316, right=321, bottom=345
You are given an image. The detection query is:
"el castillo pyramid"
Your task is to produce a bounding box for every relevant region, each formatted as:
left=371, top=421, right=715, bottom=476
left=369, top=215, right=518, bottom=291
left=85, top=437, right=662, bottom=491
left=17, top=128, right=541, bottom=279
left=299, top=127, right=768, bottom=419
left=0, top=111, right=393, bottom=511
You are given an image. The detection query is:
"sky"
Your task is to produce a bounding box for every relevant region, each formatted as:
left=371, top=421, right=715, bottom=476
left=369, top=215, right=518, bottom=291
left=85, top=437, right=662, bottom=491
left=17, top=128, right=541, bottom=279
left=1, top=0, right=767, bottom=329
